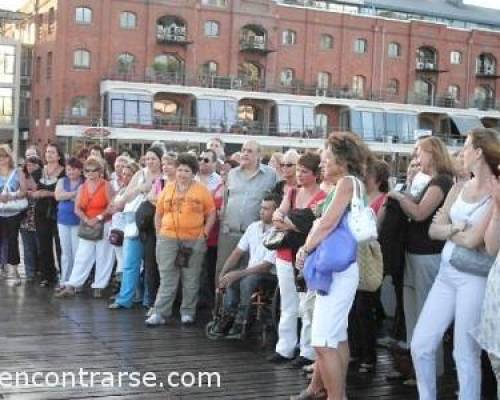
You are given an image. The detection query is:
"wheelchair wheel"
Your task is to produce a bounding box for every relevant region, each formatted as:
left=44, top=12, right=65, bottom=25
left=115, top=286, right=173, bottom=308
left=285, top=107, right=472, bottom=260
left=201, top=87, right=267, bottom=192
left=205, top=320, right=219, bottom=340
left=271, top=285, right=280, bottom=333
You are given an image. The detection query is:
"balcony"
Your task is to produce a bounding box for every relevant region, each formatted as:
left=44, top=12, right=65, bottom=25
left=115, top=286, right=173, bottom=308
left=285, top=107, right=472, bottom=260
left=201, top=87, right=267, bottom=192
left=239, top=37, right=273, bottom=54
left=469, top=97, right=497, bottom=111
left=476, top=67, right=499, bottom=79
left=416, top=59, right=440, bottom=73
left=156, top=27, right=191, bottom=46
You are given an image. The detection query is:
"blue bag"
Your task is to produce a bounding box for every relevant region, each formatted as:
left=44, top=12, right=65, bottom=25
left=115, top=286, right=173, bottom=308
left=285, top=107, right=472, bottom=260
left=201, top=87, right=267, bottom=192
left=304, top=213, right=357, bottom=295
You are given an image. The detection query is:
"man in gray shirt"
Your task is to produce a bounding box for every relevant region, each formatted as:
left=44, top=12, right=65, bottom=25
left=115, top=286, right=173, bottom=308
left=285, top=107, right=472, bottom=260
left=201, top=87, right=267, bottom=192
left=215, top=140, right=278, bottom=281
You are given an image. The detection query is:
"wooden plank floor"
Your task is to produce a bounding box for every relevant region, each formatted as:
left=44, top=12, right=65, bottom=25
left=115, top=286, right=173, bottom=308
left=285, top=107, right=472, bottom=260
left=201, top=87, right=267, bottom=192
left=0, top=280, right=461, bottom=400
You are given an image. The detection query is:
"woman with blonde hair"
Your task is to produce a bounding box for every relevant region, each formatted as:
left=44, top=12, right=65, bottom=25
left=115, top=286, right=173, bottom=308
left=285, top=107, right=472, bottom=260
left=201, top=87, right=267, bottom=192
left=0, top=145, right=27, bottom=286
left=56, top=156, right=115, bottom=298
left=387, top=136, right=454, bottom=358
left=412, top=128, right=500, bottom=399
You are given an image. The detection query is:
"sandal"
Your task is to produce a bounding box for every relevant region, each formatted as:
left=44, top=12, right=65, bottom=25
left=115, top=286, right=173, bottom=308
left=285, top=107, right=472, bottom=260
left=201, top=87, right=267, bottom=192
left=290, top=388, right=327, bottom=400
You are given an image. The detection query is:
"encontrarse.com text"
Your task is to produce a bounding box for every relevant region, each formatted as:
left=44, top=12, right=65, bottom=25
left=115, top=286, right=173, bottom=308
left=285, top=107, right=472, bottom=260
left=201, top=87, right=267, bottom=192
left=0, top=369, right=221, bottom=389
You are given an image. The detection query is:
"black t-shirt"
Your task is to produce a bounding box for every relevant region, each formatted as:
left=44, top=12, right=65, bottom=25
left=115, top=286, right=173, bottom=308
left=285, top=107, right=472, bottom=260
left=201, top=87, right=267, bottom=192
left=406, top=174, right=454, bottom=255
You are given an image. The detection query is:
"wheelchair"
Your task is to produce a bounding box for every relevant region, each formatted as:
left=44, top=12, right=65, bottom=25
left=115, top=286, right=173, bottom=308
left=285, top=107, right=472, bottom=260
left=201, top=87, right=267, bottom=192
left=205, top=276, right=280, bottom=348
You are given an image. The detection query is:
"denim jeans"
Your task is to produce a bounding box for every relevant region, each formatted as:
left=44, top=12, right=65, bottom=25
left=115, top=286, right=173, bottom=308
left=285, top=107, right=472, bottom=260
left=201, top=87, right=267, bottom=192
left=21, top=229, right=39, bottom=279
left=115, top=237, right=144, bottom=308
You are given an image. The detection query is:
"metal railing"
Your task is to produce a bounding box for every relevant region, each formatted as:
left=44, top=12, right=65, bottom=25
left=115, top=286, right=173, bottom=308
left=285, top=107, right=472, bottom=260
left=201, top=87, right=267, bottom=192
left=240, top=37, right=268, bottom=51
left=416, top=58, right=438, bottom=71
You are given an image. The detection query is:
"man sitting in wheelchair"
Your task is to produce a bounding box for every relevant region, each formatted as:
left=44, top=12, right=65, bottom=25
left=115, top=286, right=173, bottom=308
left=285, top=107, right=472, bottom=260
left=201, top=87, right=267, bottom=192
left=209, top=194, right=279, bottom=340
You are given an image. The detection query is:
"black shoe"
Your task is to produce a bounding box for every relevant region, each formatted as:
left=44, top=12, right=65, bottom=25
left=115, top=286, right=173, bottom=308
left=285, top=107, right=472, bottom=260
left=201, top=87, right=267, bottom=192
left=225, top=322, right=245, bottom=340
left=211, top=314, right=234, bottom=337
left=266, top=352, right=294, bottom=364
left=291, top=356, right=314, bottom=368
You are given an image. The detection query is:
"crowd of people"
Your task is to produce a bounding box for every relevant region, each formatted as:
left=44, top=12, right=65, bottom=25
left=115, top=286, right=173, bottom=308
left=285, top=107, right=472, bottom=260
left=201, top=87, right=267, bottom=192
left=0, top=129, right=499, bottom=400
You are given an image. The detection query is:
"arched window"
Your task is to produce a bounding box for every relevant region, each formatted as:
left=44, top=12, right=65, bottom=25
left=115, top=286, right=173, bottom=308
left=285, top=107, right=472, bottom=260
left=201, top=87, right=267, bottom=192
left=120, top=11, right=137, bottom=29
left=117, top=52, right=136, bottom=73
left=320, top=34, right=333, bottom=50
left=75, top=7, right=92, bottom=24
left=73, top=49, right=90, bottom=69
left=201, top=61, right=218, bottom=75
left=388, top=42, right=401, bottom=58
left=448, top=84, right=460, bottom=100
left=240, top=25, right=267, bottom=50
left=204, top=21, right=219, bottom=37
left=71, top=96, right=89, bottom=117
left=476, top=53, right=497, bottom=75
left=282, top=30, right=296, bottom=45
left=239, top=62, right=262, bottom=81
left=354, top=39, right=367, bottom=54
left=280, top=68, right=295, bottom=86
left=317, top=72, right=330, bottom=89
left=414, top=79, right=435, bottom=105
left=387, top=79, right=399, bottom=95
left=157, top=16, right=186, bottom=42
left=416, top=46, right=438, bottom=69
left=315, top=113, right=328, bottom=136
left=450, top=51, right=462, bottom=65
left=474, top=85, right=495, bottom=109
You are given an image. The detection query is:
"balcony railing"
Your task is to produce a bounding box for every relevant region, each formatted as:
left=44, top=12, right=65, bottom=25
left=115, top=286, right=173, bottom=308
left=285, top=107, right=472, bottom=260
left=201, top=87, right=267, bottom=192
left=156, top=27, right=190, bottom=45
left=239, top=37, right=272, bottom=54
left=101, top=70, right=500, bottom=111
left=476, top=66, right=498, bottom=78
left=416, top=58, right=439, bottom=72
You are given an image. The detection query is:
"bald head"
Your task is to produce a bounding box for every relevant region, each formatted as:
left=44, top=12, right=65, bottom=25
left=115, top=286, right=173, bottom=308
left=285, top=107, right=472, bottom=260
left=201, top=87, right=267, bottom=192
left=240, top=140, right=261, bottom=170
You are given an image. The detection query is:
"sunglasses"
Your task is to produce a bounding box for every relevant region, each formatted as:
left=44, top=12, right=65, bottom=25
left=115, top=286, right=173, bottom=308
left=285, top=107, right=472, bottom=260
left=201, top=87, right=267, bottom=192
left=280, top=163, right=295, bottom=168
left=84, top=168, right=99, bottom=173
left=198, top=157, right=211, bottom=163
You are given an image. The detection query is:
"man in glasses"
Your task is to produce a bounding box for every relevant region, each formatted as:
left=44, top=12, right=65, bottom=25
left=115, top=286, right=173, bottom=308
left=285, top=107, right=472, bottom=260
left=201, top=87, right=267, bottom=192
left=197, top=149, right=222, bottom=193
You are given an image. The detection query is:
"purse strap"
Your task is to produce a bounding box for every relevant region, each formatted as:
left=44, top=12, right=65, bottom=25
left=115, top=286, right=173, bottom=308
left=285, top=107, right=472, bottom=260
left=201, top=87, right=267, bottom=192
left=81, top=180, right=104, bottom=214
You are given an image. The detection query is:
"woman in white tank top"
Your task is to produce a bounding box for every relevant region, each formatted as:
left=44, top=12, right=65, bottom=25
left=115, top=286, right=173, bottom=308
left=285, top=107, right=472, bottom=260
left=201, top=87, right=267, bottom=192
left=411, top=128, right=500, bottom=400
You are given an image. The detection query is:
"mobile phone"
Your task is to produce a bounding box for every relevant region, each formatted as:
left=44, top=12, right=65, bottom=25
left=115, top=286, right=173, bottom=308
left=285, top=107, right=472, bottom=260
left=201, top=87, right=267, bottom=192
left=394, top=183, right=405, bottom=192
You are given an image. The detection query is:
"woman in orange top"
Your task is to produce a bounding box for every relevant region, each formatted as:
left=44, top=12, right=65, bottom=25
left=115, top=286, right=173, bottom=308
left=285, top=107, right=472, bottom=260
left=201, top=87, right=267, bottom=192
left=56, top=157, right=115, bottom=298
left=146, top=153, right=216, bottom=326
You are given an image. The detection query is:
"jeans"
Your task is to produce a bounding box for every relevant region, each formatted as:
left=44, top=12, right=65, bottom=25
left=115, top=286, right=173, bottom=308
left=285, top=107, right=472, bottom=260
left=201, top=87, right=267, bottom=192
left=115, top=237, right=144, bottom=308
left=20, top=229, right=39, bottom=279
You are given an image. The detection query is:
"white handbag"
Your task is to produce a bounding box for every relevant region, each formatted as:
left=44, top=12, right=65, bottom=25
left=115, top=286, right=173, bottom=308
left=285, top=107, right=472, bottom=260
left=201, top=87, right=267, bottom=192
left=347, top=176, right=378, bottom=243
left=0, top=169, right=28, bottom=217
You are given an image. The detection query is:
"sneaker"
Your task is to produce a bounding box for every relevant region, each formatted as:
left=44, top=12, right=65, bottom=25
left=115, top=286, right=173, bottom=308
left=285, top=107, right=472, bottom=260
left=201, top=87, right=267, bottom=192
left=211, top=314, right=234, bottom=337
left=39, top=280, right=49, bottom=288
left=145, top=308, right=154, bottom=317
left=291, top=356, right=314, bottom=369
left=225, top=322, right=245, bottom=340
left=145, top=313, right=166, bottom=327
left=266, top=352, right=294, bottom=364
left=54, top=286, right=76, bottom=298
left=108, top=302, right=125, bottom=310
left=181, top=315, right=195, bottom=325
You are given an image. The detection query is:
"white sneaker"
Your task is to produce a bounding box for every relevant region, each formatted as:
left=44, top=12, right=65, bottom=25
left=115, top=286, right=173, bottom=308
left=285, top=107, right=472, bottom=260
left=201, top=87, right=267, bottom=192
left=145, top=313, right=166, bottom=326
left=6, top=265, right=21, bottom=286
left=181, top=315, right=195, bottom=325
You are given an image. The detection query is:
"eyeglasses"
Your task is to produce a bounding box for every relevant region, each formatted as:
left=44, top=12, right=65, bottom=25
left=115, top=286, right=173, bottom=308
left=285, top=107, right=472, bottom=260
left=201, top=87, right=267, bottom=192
left=198, top=157, right=211, bottom=163
left=280, top=163, right=296, bottom=168
left=84, top=168, right=99, bottom=173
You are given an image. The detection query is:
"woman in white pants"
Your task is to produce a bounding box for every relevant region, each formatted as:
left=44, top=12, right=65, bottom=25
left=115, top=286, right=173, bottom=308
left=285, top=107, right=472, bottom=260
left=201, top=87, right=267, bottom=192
left=412, top=128, right=500, bottom=400
left=293, top=132, right=371, bottom=400
left=56, top=157, right=115, bottom=298
left=54, top=157, right=83, bottom=287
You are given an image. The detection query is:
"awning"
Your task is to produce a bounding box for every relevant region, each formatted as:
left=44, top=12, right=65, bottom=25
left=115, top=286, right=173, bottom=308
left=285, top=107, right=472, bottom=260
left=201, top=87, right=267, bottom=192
left=449, top=114, right=484, bottom=136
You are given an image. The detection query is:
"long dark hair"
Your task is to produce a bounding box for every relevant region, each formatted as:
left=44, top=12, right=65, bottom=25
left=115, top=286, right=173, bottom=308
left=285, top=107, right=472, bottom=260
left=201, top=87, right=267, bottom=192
left=46, top=142, right=66, bottom=167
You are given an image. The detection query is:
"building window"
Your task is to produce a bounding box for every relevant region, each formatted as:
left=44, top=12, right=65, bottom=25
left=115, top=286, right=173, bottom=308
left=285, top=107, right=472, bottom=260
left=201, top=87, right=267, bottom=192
left=37, top=14, right=43, bottom=40
left=117, top=53, right=136, bottom=73
left=34, top=100, right=40, bottom=119
left=450, top=51, right=462, bottom=65
left=204, top=21, right=219, bottom=37
left=201, top=61, right=218, bottom=76
left=201, top=0, right=226, bottom=6
left=0, top=45, right=16, bottom=84
left=352, top=75, right=366, bottom=96
left=476, top=53, right=497, bottom=75
left=120, top=11, right=137, bottom=29
left=354, top=39, right=367, bottom=54
left=0, top=88, right=13, bottom=124
left=73, top=49, right=90, bottom=69
left=46, top=51, right=52, bottom=80
left=388, top=42, right=401, bottom=58
left=316, top=113, right=328, bottom=136
left=75, top=7, right=92, bottom=24
left=320, top=34, right=333, bottom=50
left=48, top=8, right=55, bottom=33
left=282, top=30, right=296, bottom=46
left=45, top=97, right=51, bottom=119
left=35, top=56, right=41, bottom=82
left=71, top=96, right=89, bottom=117
left=448, top=85, right=460, bottom=100
left=317, top=72, right=330, bottom=89
left=280, top=68, right=295, bottom=86
left=387, top=79, right=399, bottom=95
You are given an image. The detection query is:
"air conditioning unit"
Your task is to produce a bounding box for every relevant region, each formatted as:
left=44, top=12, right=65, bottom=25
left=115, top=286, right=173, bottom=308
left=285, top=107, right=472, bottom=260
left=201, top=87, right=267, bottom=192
left=416, top=61, right=425, bottom=70
left=485, top=65, right=495, bottom=75
left=425, top=62, right=435, bottom=70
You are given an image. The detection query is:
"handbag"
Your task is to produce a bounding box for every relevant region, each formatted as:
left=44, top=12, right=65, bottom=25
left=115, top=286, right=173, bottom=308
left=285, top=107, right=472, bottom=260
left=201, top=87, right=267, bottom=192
left=347, top=176, right=378, bottom=243
left=263, top=228, right=287, bottom=250
left=78, top=220, right=104, bottom=241
left=449, top=245, right=495, bottom=277
left=109, top=229, right=124, bottom=246
left=0, top=169, right=28, bottom=217
left=357, top=240, right=384, bottom=292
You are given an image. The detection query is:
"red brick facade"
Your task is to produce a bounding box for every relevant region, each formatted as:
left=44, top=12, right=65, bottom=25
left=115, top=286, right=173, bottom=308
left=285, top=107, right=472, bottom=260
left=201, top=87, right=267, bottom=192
left=30, top=0, right=500, bottom=145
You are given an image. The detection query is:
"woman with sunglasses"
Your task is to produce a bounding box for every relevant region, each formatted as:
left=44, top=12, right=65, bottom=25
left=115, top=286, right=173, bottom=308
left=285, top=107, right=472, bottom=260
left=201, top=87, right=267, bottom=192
left=56, top=157, right=115, bottom=298
left=272, top=150, right=299, bottom=203
left=33, top=143, right=65, bottom=287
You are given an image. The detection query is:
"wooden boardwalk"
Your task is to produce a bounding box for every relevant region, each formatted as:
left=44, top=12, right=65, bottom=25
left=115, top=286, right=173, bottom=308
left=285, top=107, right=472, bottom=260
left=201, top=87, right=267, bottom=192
left=0, top=280, right=462, bottom=400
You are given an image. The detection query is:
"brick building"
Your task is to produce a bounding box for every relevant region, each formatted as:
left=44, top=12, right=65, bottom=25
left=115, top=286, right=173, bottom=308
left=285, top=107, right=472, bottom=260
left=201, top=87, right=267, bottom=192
left=19, top=0, right=500, bottom=154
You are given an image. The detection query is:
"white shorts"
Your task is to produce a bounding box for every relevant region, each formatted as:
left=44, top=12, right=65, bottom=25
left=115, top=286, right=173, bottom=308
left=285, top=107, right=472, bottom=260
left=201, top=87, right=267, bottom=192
left=311, top=262, right=359, bottom=349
